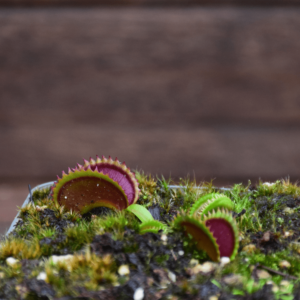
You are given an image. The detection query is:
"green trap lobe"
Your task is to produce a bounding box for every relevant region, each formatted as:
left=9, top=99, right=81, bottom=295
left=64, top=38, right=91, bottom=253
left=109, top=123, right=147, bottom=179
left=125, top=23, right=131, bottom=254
left=181, top=221, right=219, bottom=262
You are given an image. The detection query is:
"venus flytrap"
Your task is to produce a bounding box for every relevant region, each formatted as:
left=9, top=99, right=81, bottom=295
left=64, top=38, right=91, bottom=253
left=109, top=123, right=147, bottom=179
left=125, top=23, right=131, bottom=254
left=174, top=209, right=239, bottom=262
left=172, top=192, right=238, bottom=262
left=51, top=156, right=140, bottom=214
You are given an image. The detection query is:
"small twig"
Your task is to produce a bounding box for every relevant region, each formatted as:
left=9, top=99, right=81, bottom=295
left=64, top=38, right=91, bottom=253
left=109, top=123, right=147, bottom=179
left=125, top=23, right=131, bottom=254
left=170, top=249, right=177, bottom=261
left=252, top=263, right=259, bottom=280
left=257, top=264, right=298, bottom=280
left=235, top=209, right=246, bottom=219
left=28, top=184, right=33, bottom=203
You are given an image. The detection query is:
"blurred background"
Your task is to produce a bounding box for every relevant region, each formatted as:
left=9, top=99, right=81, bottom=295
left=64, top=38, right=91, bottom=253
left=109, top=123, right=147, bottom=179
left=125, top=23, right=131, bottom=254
left=1, top=0, right=300, bottom=235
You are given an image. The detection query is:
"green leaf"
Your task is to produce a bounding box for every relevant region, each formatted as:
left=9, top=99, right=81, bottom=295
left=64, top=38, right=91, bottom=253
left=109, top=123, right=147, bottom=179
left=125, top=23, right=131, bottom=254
left=280, top=296, right=294, bottom=300
left=126, top=204, right=154, bottom=223
left=211, top=279, right=222, bottom=289
left=139, top=220, right=168, bottom=234
left=232, top=289, right=244, bottom=296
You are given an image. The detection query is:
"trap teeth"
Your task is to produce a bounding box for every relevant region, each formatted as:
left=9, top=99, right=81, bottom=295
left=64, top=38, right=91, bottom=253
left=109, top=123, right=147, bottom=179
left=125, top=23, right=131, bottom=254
left=51, top=156, right=140, bottom=213
left=78, top=156, right=140, bottom=205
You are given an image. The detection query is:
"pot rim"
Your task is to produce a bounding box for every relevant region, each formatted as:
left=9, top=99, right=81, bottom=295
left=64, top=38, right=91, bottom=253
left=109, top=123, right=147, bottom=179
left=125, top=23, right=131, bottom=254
left=5, top=182, right=231, bottom=237
left=6, top=181, right=55, bottom=237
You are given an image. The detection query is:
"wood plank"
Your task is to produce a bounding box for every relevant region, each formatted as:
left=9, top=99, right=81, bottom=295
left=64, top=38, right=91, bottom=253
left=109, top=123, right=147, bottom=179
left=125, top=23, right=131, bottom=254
left=1, top=126, right=300, bottom=183
left=1, top=8, right=300, bottom=184
left=0, top=0, right=299, bottom=7
left=1, top=8, right=300, bottom=127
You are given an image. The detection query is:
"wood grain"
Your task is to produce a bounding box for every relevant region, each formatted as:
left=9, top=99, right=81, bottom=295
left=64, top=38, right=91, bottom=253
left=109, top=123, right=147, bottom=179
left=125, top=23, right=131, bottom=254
left=0, top=0, right=299, bottom=7
left=0, top=8, right=300, bottom=185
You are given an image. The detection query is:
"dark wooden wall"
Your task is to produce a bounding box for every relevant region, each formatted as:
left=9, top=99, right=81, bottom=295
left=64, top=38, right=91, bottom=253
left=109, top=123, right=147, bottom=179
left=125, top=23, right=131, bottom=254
left=1, top=0, right=300, bottom=6
left=1, top=7, right=300, bottom=188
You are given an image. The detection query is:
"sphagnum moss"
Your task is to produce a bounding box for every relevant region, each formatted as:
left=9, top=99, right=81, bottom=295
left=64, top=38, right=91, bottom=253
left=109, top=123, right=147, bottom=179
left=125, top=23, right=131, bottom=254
left=2, top=175, right=300, bottom=299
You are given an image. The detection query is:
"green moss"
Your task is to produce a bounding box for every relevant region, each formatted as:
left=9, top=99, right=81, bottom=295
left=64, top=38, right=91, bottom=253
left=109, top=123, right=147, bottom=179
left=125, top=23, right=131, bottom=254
left=42, top=251, right=118, bottom=297
left=255, top=178, right=300, bottom=197
left=32, top=188, right=51, bottom=203
left=65, top=222, right=95, bottom=251
left=135, top=171, right=159, bottom=206
left=92, top=210, right=140, bottom=239
left=154, top=254, right=170, bottom=266
left=0, top=238, right=41, bottom=260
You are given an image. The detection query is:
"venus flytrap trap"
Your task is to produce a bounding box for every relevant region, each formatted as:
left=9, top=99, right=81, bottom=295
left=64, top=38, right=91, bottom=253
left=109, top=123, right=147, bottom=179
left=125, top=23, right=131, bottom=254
left=51, top=156, right=140, bottom=213
left=174, top=209, right=239, bottom=262
left=189, top=193, right=234, bottom=218
left=172, top=193, right=237, bottom=262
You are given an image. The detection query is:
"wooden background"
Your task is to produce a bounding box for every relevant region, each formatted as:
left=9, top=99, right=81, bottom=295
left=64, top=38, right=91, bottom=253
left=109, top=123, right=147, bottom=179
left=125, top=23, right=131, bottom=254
left=1, top=0, right=300, bottom=6
left=1, top=5, right=300, bottom=235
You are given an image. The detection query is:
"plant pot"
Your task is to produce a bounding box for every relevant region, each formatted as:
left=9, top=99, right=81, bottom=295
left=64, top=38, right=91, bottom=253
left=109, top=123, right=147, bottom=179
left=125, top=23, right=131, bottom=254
left=6, top=182, right=230, bottom=238
left=6, top=181, right=55, bottom=237
left=1, top=177, right=299, bottom=300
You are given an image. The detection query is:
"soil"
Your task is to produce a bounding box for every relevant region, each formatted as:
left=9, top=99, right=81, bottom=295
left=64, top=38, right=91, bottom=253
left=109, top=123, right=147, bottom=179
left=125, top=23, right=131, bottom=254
left=1, top=179, right=300, bottom=300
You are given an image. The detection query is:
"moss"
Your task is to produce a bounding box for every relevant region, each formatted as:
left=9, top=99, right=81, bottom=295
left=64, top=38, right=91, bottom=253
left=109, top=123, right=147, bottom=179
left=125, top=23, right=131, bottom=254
left=32, top=188, right=51, bottom=203
left=135, top=171, right=159, bottom=206
left=0, top=238, right=41, bottom=260
left=64, top=222, right=94, bottom=251
left=42, top=250, right=117, bottom=297
left=255, top=178, right=300, bottom=197
left=154, top=254, right=170, bottom=266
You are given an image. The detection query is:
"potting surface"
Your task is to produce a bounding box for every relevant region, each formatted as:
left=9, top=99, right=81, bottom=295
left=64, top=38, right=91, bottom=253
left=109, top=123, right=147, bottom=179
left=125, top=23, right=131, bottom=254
left=0, top=184, right=35, bottom=238
left=1, top=175, right=300, bottom=300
